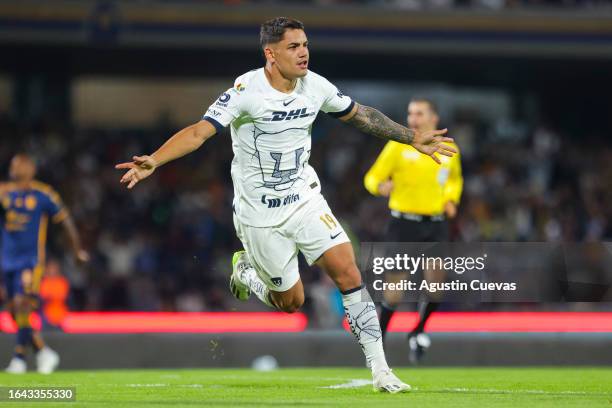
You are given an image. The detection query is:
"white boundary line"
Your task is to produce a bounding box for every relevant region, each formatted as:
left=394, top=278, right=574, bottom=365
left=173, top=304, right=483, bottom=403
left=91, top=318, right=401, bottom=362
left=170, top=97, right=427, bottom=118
left=319, top=381, right=610, bottom=396
left=320, top=379, right=372, bottom=389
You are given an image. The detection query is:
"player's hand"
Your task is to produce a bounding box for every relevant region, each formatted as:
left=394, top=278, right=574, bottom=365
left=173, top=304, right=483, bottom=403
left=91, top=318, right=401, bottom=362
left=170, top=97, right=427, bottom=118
left=411, top=128, right=456, bottom=164
left=75, top=249, right=90, bottom=264
left=378, top=180, right=394, bottom=197
left=444, top=201, right=457, bottom=219
left=115, top=155, right=158, bottom=189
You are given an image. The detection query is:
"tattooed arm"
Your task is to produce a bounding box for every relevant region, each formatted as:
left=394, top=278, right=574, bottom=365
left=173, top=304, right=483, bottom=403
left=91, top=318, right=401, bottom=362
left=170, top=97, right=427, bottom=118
left=339, top=103, right=456, bottom=164
left=343, top=103, right=417, bottom=144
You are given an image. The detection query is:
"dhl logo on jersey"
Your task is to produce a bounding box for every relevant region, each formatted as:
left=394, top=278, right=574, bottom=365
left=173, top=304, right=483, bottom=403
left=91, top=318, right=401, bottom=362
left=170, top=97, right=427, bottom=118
left=262, top=108, right=316, bottom=122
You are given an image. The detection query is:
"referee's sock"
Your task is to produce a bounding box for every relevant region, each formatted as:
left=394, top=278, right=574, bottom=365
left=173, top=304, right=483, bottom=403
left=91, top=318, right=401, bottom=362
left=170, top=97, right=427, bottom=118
left=411, top=301, right=439, bottom=335
left=379, top=301, right=396, bottom=342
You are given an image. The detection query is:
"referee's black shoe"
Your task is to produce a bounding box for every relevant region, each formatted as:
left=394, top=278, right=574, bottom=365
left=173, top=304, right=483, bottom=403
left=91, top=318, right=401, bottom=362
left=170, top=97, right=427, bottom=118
left=408, top=331, right=431, bottom=365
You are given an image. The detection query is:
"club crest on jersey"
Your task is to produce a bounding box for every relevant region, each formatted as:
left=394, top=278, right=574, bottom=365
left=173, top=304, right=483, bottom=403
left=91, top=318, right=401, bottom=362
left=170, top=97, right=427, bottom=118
left=25, top=195, right=37, bottom=210
left=262, top=108, right=315, bottom=122
left=260, top=193, right=300, bottom=209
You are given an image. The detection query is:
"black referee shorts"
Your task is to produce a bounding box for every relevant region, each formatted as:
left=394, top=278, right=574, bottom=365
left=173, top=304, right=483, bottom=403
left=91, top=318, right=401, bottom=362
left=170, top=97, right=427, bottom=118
left=385, top=216, right=449, bottom=243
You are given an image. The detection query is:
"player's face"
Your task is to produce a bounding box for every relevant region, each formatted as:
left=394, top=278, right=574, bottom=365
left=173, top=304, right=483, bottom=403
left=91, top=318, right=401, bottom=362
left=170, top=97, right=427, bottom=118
left=268, top=29, right=309, bottom=79
left=407, top=101, right=438, bottom=131
left=9, top=155, right=36, bottom=182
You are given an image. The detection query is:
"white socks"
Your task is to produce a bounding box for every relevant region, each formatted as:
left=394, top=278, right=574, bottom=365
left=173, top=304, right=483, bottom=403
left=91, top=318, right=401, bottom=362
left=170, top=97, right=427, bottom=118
left=239, top=261, right=275, bottom=308
left=342, top=286, right=390, bottom=374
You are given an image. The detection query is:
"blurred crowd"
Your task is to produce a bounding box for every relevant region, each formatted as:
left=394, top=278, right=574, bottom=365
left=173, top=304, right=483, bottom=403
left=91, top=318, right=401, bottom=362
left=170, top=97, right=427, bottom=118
left=221, top=0, right=612, bottom=9
left=0, top=101, right=611, bottom=323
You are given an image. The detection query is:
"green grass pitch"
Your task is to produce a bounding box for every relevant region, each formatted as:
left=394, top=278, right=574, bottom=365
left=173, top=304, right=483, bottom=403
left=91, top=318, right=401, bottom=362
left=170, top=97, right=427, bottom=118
left=0, top=367, right=610, bottom=407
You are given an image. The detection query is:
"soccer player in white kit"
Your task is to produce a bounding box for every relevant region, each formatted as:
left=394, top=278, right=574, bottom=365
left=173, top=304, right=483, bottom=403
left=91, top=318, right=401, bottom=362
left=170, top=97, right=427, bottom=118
left=116, top=17, right=456, bottom=393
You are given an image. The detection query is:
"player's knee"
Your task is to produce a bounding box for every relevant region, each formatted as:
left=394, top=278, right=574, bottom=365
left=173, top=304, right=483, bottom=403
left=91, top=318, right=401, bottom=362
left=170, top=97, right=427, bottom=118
left=278, top=294, right=304, bottom=314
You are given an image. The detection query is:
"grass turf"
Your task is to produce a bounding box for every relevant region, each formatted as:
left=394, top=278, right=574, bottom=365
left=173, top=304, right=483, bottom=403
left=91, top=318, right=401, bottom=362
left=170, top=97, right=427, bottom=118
left=0, top=367, right=610, bottom=407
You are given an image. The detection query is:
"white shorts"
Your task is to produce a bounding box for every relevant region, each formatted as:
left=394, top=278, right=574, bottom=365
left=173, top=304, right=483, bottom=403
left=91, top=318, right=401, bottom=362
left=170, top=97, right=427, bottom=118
left=233, top=194, right=350, bottom=292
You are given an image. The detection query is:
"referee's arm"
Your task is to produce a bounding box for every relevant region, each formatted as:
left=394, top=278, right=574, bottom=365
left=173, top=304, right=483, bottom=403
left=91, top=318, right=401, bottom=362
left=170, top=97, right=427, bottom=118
left=443, top=147, right=463, bottom=217
left=364, top=141, right=399, bottom=196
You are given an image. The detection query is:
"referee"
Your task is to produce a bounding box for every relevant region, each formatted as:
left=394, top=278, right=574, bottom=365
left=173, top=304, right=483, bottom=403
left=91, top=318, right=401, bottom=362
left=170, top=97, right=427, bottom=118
left=364, top=98, right=463, bottom=363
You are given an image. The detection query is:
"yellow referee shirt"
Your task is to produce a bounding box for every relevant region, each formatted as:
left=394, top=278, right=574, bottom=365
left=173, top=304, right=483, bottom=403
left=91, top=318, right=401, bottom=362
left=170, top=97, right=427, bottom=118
left=364, top=141, right=463, bottom=216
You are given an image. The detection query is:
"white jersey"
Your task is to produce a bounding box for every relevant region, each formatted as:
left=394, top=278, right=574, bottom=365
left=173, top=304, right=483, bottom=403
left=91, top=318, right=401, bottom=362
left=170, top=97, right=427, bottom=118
left=203, top=68, right=354, bottom=227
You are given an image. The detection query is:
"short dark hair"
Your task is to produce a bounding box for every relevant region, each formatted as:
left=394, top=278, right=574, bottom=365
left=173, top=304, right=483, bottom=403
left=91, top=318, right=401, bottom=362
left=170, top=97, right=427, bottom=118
left=13, top=152, right=35, bottom=165
left=260, top=17, right=305, bottom=48
left=409, top=98, right=438, bottom=115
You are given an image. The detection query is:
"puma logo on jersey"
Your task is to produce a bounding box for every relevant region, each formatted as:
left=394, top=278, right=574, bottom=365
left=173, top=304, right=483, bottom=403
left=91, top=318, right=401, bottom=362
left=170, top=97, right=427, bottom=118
left=262, top=108, right=315, bottom=122
left=261, top=193, right=300, bottom=208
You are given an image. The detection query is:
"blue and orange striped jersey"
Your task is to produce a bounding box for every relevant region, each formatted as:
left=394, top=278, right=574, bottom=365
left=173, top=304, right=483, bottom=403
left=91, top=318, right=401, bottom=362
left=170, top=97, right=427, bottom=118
left=0, top=181, right=68, bottom=272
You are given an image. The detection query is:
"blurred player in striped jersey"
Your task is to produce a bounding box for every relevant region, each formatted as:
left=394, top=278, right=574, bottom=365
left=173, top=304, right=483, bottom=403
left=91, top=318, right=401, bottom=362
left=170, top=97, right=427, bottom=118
left=0, top=154, right=89, bottom=374
left=116, top=17, right=456, bottom=392
left=364, top=98, right=463, bottom=363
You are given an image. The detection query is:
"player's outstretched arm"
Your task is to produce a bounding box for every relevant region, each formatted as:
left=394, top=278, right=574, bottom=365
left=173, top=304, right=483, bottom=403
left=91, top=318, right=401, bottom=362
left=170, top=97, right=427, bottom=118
left=339, top=102, right=457, bottom=164
left=61, top=215, right=90, bottom=264
left=115, top=119, right=216, bottom=189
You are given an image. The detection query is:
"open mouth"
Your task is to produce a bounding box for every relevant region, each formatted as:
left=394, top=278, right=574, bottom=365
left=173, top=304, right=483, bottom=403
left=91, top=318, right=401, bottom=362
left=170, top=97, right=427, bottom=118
left=297, top=61, right=308, bottom=69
